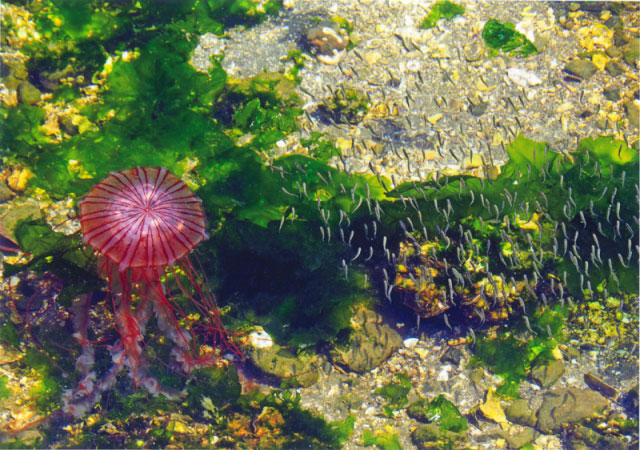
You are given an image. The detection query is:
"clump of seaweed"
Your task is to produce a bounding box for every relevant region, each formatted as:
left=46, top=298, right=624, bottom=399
left=420, top=1, right=465, bottom=29
left=482, top=18, right=538, bottom=57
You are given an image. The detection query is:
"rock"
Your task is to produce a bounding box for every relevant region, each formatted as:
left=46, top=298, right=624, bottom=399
left=623, top=38, right=639, bottom=66
left=0, top=202, right=43, bottom=236
left=564, top=59, right=597, bottom=80
left=439, top=346, right=465, bottom=365
left=403, top=337, right=419, bottom=348
left=470, top=100, right=488, bottom=117
left=507, top=67, right=543, bottom=87
left=463, top=42, right=484, bottom=62
left=505, top=399, right=537, bottom=428
left=17, top=81, right=41, bottom=105
left=603, top=87, right=620, bottom=101
left=583, top=373, right=618, bottom=399
left=0, top=182, right=15, bottom=203
left=624, top=100, right=639, bottom=126
left=246, top=341, right=321, bottom=387
left=529, top=359, right=565, bottom=389
left=306, top=21, right=348, bottom=65
left=411, top=423, right=467, bottom=450
left=605, top=60, right=623, bottom=76
left=407, top=398, right=430, bottom=422
left=605, top=45, right=623, bottom=58
left=329, top=307, right=402, bottom=373
left=502, top=426, right=535, bottom=449
left=536, top=388, right=609, bottom=433
left=568, top=424, right=603, bottom=448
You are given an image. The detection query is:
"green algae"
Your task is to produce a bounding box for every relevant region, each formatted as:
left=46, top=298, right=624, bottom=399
left=375, top=373, right=412, bottom=417
left=420, top=1, right=465, bottom=29
left=482, top=19, right=538, bottom=57
left=362, top=429, right=403, bottom=450
left=470, top=305, right=567, bottom=398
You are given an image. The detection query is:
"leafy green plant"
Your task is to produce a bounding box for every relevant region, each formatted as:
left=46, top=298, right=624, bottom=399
left=470, top=305, right=567, bottom=397
left=375, top=373, right=412, bottom=417
left=421, top=1, right=465, bottom=29
left=423, top=395, right=468, bottom=432
left=482, top=19, right=537, bottom=57
left=0, top=375, right=9, bottom=400
left=363, top=430, right=403, bottom=450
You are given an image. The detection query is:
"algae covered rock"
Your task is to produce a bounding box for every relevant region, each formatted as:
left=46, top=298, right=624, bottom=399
left=246, top=330, right=322, bottom=387
left=411, top=423, right=467, bottom=450
left=329, top=307, right=402, bottom=373
left=505, top=399, right=537, bottom=428
left=536, top=388, right=609, bottom=433
left=529, top=358, right=565, bottom=389
left=564, top=59, right=597, bottom=79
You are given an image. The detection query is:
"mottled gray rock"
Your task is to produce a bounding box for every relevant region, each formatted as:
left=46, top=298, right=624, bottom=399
left=605, top=60, right=624, bottom=76
left=536, top=388, right=609, bottom=433
left=247, top=343, right=322, bottom=387
left=329, top=307, right=402, bottom=373
left=505, top=399, right=537, bottom=428
left=623, top=38, right=639, bottom=66
left=605, top=45, right=623, bottom=58
left=603, top=87, right=620, bottom=101
left=529, top=359, right=565, bottom=389
left=624, top=100, right=639, bottom=127
left=502, top=426, right=535, bottom=449
left=411, top=423, right=467, bottom=450
left=564, top=59, right=597, bottom=80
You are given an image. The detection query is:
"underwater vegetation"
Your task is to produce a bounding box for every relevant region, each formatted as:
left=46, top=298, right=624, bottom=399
left=420, top=1, right=465, bottom=30
left=482, top=18, right=538, bottom=57
left=0, top=0, right=639, bottom=447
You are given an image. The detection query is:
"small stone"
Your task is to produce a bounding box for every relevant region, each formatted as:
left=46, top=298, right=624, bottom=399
left=624, top=100, right=639, bottom=127
left=403, top=337, right=419, bottom=348
left=17, top=81, right=41, bottom=105
left=0, top=182, right=15, bottom=203
left=505, top=399, right=537, bottom=428
left=591, top=53, right=609, bottom=71
left=623, top=38, right=639, bottom=66
left=564, top=59, right=597, bottom=80
left=529, top=359, right=565, bottom=389
left=439, top=346, right=464, bottom=365
left=605, top=45, right=622, bottom=58
left=583, top=373, right=618, bottom=399
left=536, top=388, right=609, bottom=433
left=426, top=113, right=443, bottom=124
left=503, top=426, right=535, bottom=449
left=602, top=87, right=620, bottom=101
left=470, top=100, right=488, bottom=117
left=504, top=67, right=540, bottom=88
left=605, top=60, right=623, bottom=76
left=463, top=42, right=483, bottom=62
left=7, top=168, right=33, bottom=192
left=412, top=423, right=467, bottom=449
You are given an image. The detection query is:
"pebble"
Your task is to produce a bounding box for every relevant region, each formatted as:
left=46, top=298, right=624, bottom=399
left=403, top=337, right=419, bottom=348
left=564, top=58, right=598, bottom=79
left=506, top=67, right=542, bottom=87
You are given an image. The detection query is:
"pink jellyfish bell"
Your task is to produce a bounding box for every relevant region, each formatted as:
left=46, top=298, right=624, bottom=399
left=80, top=166, right=208, bottom=274
left=73, top=167, right=236, bottom=410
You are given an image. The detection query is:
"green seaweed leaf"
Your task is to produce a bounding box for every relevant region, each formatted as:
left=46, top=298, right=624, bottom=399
left=421, top=1, right=465, bottom=29
left=482, top=19, right=537, bottom=57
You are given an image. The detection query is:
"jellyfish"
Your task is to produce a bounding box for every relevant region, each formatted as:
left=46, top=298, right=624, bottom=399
left=64, top=167, right=238, bottom=417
